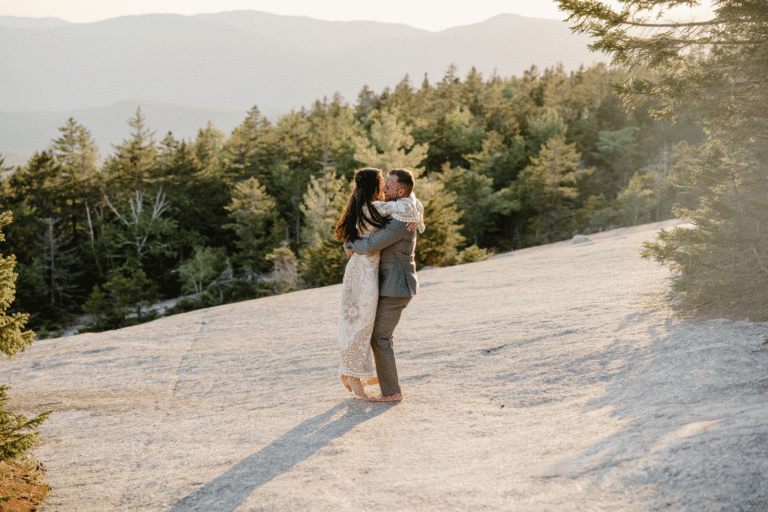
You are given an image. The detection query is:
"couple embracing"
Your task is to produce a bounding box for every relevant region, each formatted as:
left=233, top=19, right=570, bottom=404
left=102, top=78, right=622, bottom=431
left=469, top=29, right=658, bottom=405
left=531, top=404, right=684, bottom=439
left=335, top=168, right=425, bottom=402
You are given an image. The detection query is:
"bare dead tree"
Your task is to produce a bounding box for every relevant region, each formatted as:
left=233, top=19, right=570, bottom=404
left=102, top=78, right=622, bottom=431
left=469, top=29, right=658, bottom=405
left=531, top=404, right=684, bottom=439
left=104, top=188, right=171, bottom=266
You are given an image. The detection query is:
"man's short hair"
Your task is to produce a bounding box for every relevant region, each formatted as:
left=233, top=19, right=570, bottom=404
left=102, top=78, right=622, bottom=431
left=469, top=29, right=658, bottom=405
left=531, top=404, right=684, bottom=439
left=388, top=168, right=414, bottom=194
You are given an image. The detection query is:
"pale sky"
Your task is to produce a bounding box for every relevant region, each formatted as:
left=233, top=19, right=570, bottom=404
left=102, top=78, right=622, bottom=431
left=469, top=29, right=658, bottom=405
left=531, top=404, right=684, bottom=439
left=0, top=0, right=715, bottom=32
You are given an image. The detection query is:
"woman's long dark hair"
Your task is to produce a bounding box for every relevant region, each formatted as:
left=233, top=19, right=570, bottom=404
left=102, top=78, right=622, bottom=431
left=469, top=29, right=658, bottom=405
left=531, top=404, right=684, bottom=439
left=335, top=168, right=387, bottom=242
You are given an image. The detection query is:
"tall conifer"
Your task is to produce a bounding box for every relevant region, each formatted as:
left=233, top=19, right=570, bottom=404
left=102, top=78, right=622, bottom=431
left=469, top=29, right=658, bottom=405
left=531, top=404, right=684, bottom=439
left=0, top=211, right=49, bottom=461
left=353, top=109, right=428, bottom=171
left=109, top=107, right=157, bottom=195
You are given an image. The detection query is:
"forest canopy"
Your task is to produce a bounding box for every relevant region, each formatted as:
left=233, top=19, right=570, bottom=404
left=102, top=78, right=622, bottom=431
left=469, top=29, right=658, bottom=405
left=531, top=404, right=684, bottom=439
left=0, top=61, right=708, bottom=334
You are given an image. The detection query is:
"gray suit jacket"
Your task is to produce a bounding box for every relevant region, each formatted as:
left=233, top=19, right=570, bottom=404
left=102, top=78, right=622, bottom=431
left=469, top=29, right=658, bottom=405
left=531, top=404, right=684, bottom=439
left=344, top=218, right=418, bottom=297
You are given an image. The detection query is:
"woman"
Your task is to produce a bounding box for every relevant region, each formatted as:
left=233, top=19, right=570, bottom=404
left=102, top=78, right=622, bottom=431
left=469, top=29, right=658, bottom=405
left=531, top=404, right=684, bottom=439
left=335, top=168, right=424, bottom=399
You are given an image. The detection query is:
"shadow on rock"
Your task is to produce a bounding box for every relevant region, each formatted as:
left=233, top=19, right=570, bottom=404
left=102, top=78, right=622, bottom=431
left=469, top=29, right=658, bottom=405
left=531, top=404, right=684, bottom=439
left=542, top=315, right=768, bottom=511
left=166, top=400, right=391, bottom=512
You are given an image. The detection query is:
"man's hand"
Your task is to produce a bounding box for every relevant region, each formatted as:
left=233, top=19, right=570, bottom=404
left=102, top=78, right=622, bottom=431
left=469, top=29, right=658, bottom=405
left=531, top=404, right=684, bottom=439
left=344, top=247, right=354, bottom=257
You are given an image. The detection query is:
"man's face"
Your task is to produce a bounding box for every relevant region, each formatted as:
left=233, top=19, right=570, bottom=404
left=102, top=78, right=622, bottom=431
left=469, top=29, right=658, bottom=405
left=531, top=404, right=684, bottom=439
left=384, top=175, right=400, bottom=200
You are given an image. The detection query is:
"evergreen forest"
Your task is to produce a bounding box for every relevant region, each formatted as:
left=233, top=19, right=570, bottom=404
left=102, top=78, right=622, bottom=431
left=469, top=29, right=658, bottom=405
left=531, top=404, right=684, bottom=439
left=0, top=63, right=708, bottom=335
left=559, top=0, right=768, bottom=321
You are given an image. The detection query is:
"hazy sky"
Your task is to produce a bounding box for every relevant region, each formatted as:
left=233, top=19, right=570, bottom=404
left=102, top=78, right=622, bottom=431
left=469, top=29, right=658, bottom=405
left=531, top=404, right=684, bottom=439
left=0, top=0, right=715, bottom=32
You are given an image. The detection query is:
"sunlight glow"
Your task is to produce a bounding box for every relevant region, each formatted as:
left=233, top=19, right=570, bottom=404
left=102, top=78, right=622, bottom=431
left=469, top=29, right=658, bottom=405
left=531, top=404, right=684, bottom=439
left=0, top=0, right=715, bottom=31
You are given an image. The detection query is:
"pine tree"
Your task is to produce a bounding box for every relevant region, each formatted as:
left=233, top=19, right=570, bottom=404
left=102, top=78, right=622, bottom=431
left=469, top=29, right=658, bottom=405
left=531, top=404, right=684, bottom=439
left=154, top=139, right=227, bottom=255
left=518, top=136, right=593, bottom=244
left=39, top=217, right=81, bottom=309
left=526, top=109, right=566, bottom=154
left=479, top=76, right=522, bottom=142
left=414, top=174, right=465, bottom=268
left=433, top=64, right=461, bottom=115
left=425, top=107, right=487, bottom=171
left=299, top=237, right=347, bottom=287
left=298, top=167, right=351, bottom=287
left=540, top=64, right=573, bottom=113
left=379, top=74, right=417, bottom=114
left=221, top=105, right=273, bottom=182
left=641, top=141, right=768, bottom=319
left=455, top=244, right=492, bottom=265
left=0, top=153, right=10, bottom=174
left=0, top=212, right=34, bottom=357
left=0, top=211, right=49, bottom=461
left=300, top=168, right=351, bottom=247
left=467, top=130, right=527, bottom=189
left=225, top=177, right=279, bottom=271
left=108, top=107, right=157, bottom=195
left=193, top=121, right=226, bottom=178
left=5, top=151, right=62, bottom=220
left=176, top=246, right=228, bottom=295
left=82, top=267, right=160, bottom=331
left=559, top=0, right=768, bottom=319
left=267, top=112, right=316, bottom=244
left=266, top=244, right=299, bottom=294
left=0, top=201, right=50, bottom=330
left=308, top=96, right=361, bottom=180
left=441, top=164, right=519, bottom=248
left=103, top=189, right=178, bottom=271
left=353, top=109, right=428, bottom=171
left=616, top=172, right=656, bottom=225
left=155, top=131, right=180, bottom=173
left=460, top=67, right=485, bottom=116
left=102, top=269, right=159, bottom=324
left=354, top=85, right=379, bottom=125
left=2, top=152, right=81, bottom=326
left=594, top=127, right=641, bottom=198
left=51, top=117, right=99, bottom=238
left=81, top=284, right=123, bottom=331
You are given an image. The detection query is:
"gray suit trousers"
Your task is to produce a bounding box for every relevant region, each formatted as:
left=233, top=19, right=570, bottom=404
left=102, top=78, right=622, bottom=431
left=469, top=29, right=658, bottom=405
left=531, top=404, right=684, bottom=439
left=371, top=296, right=412, bottom=396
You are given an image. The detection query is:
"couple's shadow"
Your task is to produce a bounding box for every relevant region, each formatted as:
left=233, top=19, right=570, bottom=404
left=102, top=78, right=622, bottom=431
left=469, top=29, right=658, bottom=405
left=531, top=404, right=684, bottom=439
left=166, top=400, right=393, bottom=512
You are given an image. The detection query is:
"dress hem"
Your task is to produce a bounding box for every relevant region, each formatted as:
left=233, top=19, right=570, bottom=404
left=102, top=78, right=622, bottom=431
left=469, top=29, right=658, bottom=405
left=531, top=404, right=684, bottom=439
left=339, top=369, right=377, bottom=384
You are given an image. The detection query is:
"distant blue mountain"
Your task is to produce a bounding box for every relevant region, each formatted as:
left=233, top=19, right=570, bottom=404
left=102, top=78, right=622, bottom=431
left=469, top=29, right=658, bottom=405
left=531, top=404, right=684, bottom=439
left=0, top=16, right=70, bottom=28
left=0, top=100, right=259, bottom=168
left=0, top=11, right=606, bottom=166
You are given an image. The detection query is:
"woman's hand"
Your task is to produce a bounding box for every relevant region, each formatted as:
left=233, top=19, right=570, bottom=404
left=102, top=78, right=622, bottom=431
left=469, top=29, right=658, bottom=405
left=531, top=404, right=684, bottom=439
left=407, top=222, right=419, bottom=232
left=344, top=247, right=354, bottom=257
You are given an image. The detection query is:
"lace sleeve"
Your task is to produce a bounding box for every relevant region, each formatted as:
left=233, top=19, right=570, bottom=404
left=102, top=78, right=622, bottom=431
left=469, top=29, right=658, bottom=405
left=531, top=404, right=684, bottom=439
left=391, top=194, right=426, bottom=233
left=372, top=201, right=395, bottom=216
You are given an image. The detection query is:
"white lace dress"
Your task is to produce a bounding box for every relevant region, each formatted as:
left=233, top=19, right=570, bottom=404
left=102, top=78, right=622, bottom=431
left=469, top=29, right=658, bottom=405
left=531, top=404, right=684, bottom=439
left=337, top=193, right=425, bottom=383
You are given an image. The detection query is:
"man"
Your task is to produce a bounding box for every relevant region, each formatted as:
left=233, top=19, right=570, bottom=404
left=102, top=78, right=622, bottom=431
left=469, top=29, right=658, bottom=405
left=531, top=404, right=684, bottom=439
left=344, top=168, right=419, bottom=402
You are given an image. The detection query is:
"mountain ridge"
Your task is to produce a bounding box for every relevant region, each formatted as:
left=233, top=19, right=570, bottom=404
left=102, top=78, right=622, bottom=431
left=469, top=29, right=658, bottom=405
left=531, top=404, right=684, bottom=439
left=0, top=100, right=255, bottom=168
left=0, top=16, right=70, bottom=28
left=0, top=10, right=606, bottom=167
left=1, top=10, right=603, bottom=112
